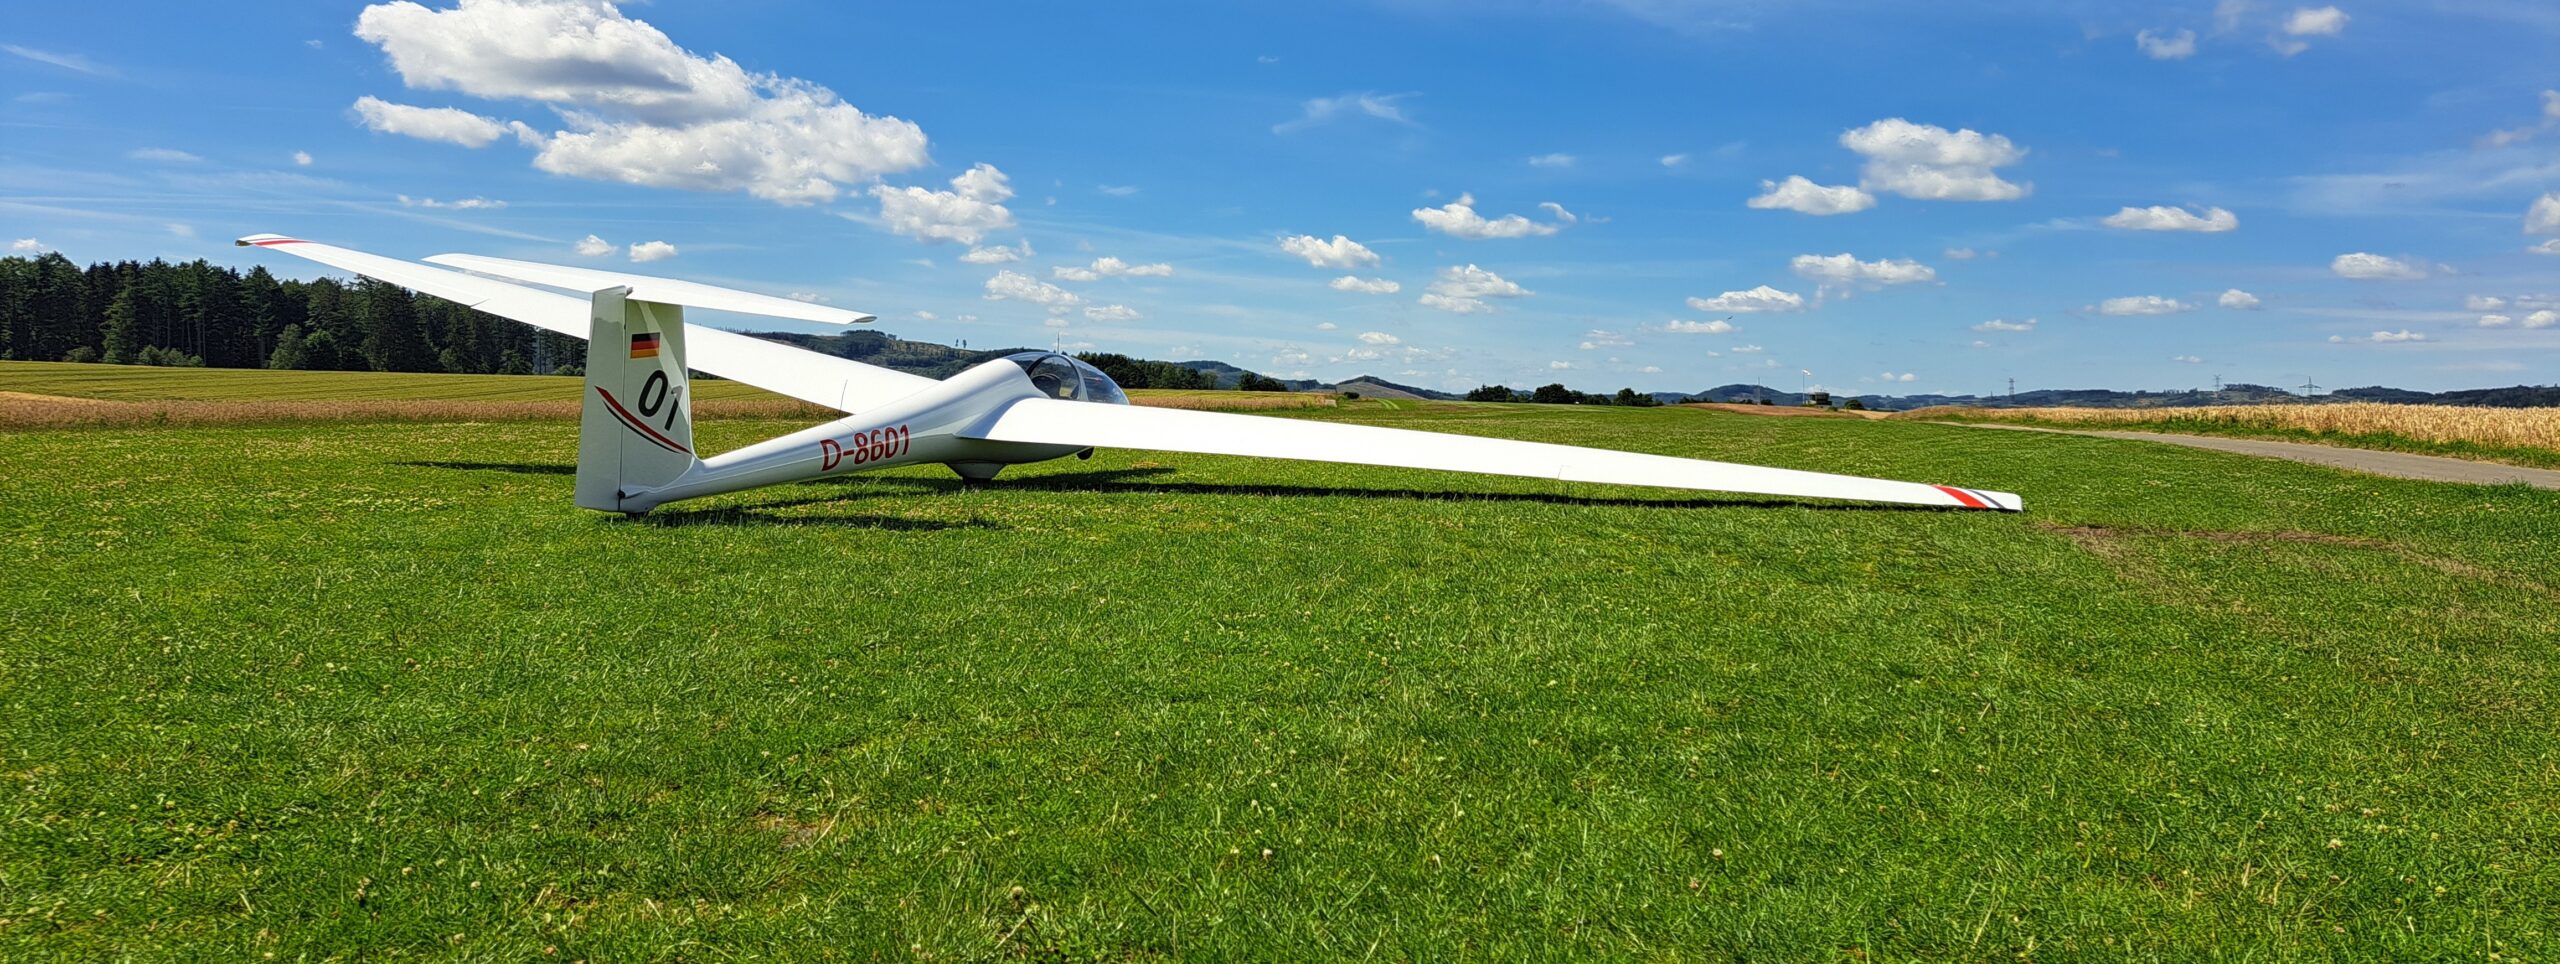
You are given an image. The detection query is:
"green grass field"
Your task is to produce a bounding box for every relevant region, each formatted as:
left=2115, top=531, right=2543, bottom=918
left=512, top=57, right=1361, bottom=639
left=5, top=374, right=2558, bottom=959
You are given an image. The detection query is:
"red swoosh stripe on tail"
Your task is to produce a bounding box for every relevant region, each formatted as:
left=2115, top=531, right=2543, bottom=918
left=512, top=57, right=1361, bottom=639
left=595, top=386, right=692, bottom=455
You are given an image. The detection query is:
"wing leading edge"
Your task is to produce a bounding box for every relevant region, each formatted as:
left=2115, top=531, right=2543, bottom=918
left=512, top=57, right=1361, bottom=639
left=962, top=397, right=2021, bottom=511
left=235, top=234, right=933, bottom=412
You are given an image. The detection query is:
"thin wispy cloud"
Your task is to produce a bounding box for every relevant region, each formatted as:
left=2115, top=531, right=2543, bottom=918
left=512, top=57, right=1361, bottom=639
left=3, top=44, right=115, bottom=77
left=1273, top=92, right=1416, bottom=134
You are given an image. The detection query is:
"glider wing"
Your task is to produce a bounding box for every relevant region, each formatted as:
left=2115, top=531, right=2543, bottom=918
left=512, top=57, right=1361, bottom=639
left=236, top=235, right=934, bottom=412
left=423, top=253, right=876, bottom=326
left=960, top=397, right=2021, bottom=511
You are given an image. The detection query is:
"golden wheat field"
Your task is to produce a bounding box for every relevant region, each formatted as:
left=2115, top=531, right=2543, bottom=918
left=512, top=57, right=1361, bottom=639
left=1903, top=402, right=2560, bottom=452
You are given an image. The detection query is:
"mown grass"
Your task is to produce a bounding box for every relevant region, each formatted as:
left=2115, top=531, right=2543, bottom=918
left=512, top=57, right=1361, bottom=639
left=4, top=399, right=2558, bottom=960
left=1907, top=403, right=2560, bottom=471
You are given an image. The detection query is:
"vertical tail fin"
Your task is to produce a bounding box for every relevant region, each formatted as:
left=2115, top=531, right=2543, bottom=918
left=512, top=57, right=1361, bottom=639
left=575, top=286, right=697, bottom=513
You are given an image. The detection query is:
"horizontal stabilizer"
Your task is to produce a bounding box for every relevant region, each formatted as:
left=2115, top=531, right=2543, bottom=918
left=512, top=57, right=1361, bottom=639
left=423, top=253, right=875, bottom=325
left=236, top=234, right=935, bottom=412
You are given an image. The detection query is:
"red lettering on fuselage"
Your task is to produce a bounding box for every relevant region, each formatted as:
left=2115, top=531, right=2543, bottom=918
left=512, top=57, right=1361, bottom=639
left=817, top=424, right=909, bottom=472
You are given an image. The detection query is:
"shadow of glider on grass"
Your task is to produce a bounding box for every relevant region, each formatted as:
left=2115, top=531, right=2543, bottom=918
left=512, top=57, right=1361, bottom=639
left=238, top=234, right=2020, bottom=515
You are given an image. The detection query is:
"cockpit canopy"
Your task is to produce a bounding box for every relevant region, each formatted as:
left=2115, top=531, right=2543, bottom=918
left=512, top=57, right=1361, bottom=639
left=1006, top=351, right=1129, bottom=405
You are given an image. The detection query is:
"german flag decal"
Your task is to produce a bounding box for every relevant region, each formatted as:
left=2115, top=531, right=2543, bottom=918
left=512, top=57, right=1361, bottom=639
left=629, top=332, right=661, bottom=359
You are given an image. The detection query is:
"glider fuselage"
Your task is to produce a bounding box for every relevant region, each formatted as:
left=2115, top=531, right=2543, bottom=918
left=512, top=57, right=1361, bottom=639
left=617, top=355, right=1093, bottom=512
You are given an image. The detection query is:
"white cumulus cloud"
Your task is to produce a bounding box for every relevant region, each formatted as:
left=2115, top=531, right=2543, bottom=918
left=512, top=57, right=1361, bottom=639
left=2528, top=310, right=2560, bottom=329
left=627, top=240, right=676, bottom=263
left=2527, top=193, right=2560, bottom=235
left=2330, top=252, right=2428, bottom=280
left=1357, top=331, right=1402, bottom=345
left=2103, top=204, right=2238, bottom=232
left=352, top=96, right=513, bottom=147
left=2534, top=240, right=2560, bottom=256
left=1879, top=371, right=1919, bottom=383
left=2285, top=6, right=2348, bottom=36
left=1973, top=318, right=2036, bottom=332
left=292, top=150, right=314, bottom=166
left=1052, top=265, right=1099, bottom=282
left=1412, top=193, right=1563, bottom=239
left=1687, top=286, right=1806, bottom=313
left=959, top=241, right=1031, bottom=264
left=398, top=195, right=506, bottom=209
left=1746, top=176, right=1876, bottom=216
left=1663, top=318, right=1736, bottom=334
left=1839, top=118, right=2029, bottom=202
left=2137, top=28, right=2197, bottom=60
left=870, top=163, right=1015, bottom=245
left=1083, top=304, right=1140, bottom=322
left=1087, top=256, right=1171, bottom=278
left=1279, top=234, right=1379, bottom=269
left=573, top=234, right=616, bottom=257
left=2219, top=288, right=2262, bottom=309
left=1791, top=253, right=1936, bottom=286
left=1329, top=276, right=1400, bottom=294
left=2367, top=329, right=2424, bottom=342
left=353, top=0, right=929, bottom=204
left=1419, top=263, right=1530, bottom=313
left=2478, top=313, right=2513, bottom=328
left=2173, top=354, right=2204, bottom=363
left=2095, top=295, right=2194, bottom=316
left=10, top=238, right=46, bottom=253
left=983, top=270, right=1081, bottom=310
left=2466, top=295, right=2509, bottom=311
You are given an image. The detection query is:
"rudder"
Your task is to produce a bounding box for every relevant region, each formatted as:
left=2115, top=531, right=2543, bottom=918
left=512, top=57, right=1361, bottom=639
left=575, top=286, right=697, bottom=513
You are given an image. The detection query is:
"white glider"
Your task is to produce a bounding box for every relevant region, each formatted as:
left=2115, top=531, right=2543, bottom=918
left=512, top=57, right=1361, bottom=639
left=238, top=234, right=2021, bottom=514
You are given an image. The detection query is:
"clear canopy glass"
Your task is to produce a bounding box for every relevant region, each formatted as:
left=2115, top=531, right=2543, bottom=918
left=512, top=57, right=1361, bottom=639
left=1005, top=351, right=1129, bottom=405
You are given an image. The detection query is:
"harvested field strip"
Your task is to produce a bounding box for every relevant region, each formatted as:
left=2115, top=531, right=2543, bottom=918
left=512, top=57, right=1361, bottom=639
left=1905, top=402, right=2560, bottom=469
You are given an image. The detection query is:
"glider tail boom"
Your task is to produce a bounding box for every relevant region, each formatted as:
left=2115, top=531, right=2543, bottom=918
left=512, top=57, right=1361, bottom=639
left=576, top=287, right=700, bottom=513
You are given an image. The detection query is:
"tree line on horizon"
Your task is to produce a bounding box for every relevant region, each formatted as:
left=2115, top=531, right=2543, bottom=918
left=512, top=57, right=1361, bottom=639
left=1466, top=383, right=1664, bottom=407
left=0, top=253, right=582, bottom=376
left=0, top=254, right=1306, bottom=394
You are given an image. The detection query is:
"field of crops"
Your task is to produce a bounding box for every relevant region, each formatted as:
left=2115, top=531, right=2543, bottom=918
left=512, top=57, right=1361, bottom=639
left=5, top=369, right=2558, bottom=959
left=1909, top=402, right=2560, bottom=470
left=0, top=361, right=1325, bottom=427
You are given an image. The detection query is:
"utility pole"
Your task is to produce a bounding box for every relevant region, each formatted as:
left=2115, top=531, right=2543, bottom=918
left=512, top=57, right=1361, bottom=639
left=2006, top=377, right=2015, bottom=400
left=2213, top=374, right=2222, bottom=392
left=2301, top=377, right=2321, bottom=397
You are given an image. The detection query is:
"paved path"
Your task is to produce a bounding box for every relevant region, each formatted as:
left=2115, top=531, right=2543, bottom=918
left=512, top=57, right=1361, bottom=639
left=1949, top=423, right=2560, bottom=490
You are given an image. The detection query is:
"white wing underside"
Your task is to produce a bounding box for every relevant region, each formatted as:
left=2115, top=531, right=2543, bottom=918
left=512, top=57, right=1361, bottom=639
left=422, top=253, right=877, bottom=326
left=964, top=398, right=2021, bottom=511
left=237, top=235, right=932, bottom=413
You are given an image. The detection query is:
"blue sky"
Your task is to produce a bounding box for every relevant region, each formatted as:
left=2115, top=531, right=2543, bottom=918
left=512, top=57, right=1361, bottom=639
left=4, top=0, right=2557, bottom=394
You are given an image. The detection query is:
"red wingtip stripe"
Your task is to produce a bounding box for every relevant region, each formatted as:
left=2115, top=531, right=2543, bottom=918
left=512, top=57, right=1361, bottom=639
left=1932, top=484, right=1990, bottom=509
left=247, top=238, right=306, bottom=247
left=595, top=386, right=692, bottom=455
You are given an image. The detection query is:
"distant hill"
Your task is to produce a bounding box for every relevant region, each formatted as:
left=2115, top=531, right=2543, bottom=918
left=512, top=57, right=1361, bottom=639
left=734, top=333, right=2558, bottom=409
left=1650, top=381, right=2560, bottom=411
left=1328, top=375, right=1459, bottom=401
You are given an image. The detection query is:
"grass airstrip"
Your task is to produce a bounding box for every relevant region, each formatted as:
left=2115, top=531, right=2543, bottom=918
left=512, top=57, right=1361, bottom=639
left=4, top=363, right=2557, bottom=959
